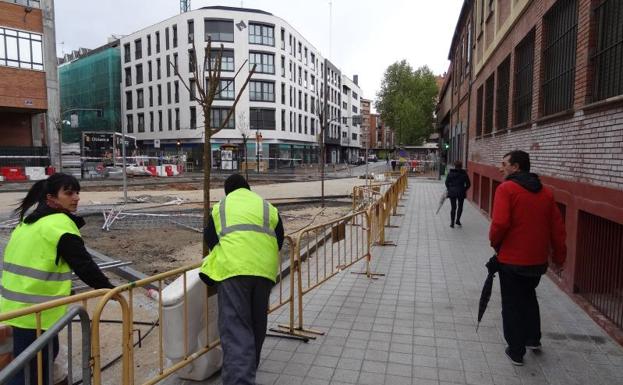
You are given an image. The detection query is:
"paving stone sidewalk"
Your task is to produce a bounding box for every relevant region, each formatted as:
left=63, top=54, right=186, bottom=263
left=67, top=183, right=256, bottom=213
left=182, top=179, right=623, bottom=385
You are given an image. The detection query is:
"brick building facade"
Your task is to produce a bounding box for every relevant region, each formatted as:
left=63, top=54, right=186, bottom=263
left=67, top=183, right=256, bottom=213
left=441, top=0, right=623, bottom=337
left=0, top=0, right=59, bottom=168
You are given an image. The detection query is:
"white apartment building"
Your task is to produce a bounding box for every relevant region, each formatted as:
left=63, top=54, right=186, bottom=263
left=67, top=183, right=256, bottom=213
left=119, top=6, right=361, bottom=168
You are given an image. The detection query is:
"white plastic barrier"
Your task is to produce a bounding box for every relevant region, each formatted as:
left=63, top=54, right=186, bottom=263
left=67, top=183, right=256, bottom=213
left=160, top=268, right=222, bottom=381
left=170, top=165, right=180, bottom=176
left=156, top=165, right=168, bottom=177
left=25, top=167, right=47, bottom=181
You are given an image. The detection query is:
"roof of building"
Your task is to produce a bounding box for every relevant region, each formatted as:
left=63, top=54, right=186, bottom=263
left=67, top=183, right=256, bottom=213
left=199, top=6, right=272, bottom=16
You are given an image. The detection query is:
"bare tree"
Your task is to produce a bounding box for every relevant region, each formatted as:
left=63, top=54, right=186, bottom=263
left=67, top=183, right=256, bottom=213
left=236, top=110, right=251, bottom=181
left=315, top=98, right=327, bottom=207
left=171, top=37, right=256, bottom=255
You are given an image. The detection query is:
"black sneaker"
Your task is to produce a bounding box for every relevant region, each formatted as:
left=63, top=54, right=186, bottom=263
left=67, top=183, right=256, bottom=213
left=505, top=347, right=524, bottom=366
left=450, top=223, right=454, bottom=228
left=455, top=220, right=462, bottom=226
left=526, top=342, right=542, bottom=351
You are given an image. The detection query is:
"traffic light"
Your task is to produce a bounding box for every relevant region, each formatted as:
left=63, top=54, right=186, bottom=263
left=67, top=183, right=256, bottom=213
left=443, top=142, right=450, bottom=150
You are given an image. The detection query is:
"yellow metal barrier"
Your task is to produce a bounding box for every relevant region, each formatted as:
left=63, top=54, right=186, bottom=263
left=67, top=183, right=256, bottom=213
left=0, top=289, right=113, bottom=385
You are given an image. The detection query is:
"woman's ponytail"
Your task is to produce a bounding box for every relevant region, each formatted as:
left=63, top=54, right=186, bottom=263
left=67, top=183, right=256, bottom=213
left=14, top=179, right=48, bottom=220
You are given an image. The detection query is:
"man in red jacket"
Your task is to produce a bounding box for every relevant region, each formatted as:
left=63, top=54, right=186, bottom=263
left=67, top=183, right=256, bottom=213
left=489, top=150, right=566, bottom=366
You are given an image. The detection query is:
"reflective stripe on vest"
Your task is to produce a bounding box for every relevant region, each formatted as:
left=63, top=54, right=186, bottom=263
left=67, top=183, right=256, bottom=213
left=2, top=262, right=73, bottom=282
left=218, top=198, right=276, bottom=238
left=0, top=286, right=65, bottom=304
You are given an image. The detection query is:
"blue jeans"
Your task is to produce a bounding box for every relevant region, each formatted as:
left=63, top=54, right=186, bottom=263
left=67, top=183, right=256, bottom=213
left=9, top=327, right=59, bottom=385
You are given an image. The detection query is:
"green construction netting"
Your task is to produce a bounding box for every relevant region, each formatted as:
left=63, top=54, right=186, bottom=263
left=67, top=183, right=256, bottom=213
left=59, top=47, right=121, bottom=143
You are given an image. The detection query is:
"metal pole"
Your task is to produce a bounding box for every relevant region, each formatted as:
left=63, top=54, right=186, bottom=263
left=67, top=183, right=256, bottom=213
left=121, top=126, right=128, bottom=204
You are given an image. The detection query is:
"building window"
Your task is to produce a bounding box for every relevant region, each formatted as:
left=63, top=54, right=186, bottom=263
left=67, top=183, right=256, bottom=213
left=281, top=109, right=285, bottom=131
left=204, top=19, right=234, bottom=42
left=155, top=31, right=160, bottom=53
left=189, top=79, right=196, bottom=101
left=298, top=114, right=302, bottom=133
left=157, top=84, right=162, bottom=105
left=173, top=53, right=178, bottom=73
left=304, top=94, right=308, bottom=112
left=156, top=58, right=161, bottom=79
left=188, top=19, right=195, bottom=43
left=249, top=23, right=274, bottom=46
left=311, top=119, right=315, bottom=135
left=126, top=114, right=133, bottom=133
left=149, top=111, right=154, bottom=132
left=174, top=80, right=179, bottom=103
left=125, top=67, right=132, bottom=86
left=249, top=52, right=274, bottom=74
left=137, top=89, right=144, bottom=109
left=0, top=27, right=43, bottom=70
left=249, top=80, right=275, bottom=102
left=495, top=57, right=510, bottom=131
left=158, top=111, right=163, bottom=131
left=280, top=28, right=285, bottom=50
left=134, top=38, right=142, bottom=60
left=136, top=64, right=143, bottom=84
left=298, top=90, right=302, bottom=109
left=165, top=27, right=170, bottom=50
left=166, top=55, right=171, bottom=77
left=281, top=55, right=285, bottom=77
left=175, top=108, right=180, bottom=130
left=514, top=30, right=534, bottom=125
left=304, top=116, right=308, bottom=134
left=476, top=86, right=483, bottom=136
left=542, top=0, right=578, bottom=116
left=211, top=107, right=235, bottom=129
left=167, top=82, right=171, bottom=104
left=149, top=86, right=153, bottom=107
left=147, top=34, right=151, bottom=56
left=592, top=0, right=623, bottom=101
left=190, top=106, right=197, bottom=129
left=209, top=49, right=234, bottom=71
left=281, top=83, right=285, bottom=104
left=148, top=60, right=152, bottom=81
left=311, top=96, right=315, bottom=114
left=168, top=109, right=172, bottom=130
left=138, top=113, right=145, bottom=133
left=484, top=74, right=494, bottom=135
left=172, top=24, right=178, bottom=48
left=311, top=53, right=316, bottom=70
left=209, top=79, right=235, bottom=100
left=352, top=132, right=357, bottom=141
left=250, top=108, right=275, bottom=130
left=123, top=43, right=131, bottom=63
left=125, top=91, right=132, bottom=110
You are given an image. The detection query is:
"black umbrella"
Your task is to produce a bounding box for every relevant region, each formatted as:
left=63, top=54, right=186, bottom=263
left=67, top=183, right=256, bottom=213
left=476, top=255, right=500, bottom=332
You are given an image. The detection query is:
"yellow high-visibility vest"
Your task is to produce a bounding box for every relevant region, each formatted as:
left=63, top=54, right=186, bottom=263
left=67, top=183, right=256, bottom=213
left=0, top=213, right=80, bottom=330
left=200, top=188, right=279, bottom=283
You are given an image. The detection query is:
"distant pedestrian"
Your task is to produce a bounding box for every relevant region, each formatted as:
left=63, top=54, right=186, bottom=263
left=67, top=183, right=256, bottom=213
left=1, top=173, right=113, bottom=385
left=445, top=160, right=471, bottom=228
left=199, top=174, right=284, bottom=385
left=391, top=159, right=397, bottom=171
left=489, top=150, right=566, bottom=366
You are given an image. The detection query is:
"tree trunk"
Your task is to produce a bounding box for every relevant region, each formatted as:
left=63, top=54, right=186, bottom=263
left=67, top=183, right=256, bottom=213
left=203, top=106, right=211, bottom=257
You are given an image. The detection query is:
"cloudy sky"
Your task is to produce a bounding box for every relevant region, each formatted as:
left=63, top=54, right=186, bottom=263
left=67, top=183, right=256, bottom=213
left=55, top=0, right=463, bottom=101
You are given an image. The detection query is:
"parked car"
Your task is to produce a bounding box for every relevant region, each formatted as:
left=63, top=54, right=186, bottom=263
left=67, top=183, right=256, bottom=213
left=367, top=154, right=378, bottom=162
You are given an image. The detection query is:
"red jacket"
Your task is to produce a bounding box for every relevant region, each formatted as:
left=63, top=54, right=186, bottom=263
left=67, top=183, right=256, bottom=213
left=489, top=175, right=566, bottom=266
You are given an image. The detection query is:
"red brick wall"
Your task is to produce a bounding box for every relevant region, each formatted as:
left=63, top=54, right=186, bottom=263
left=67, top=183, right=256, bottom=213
left=0, top=2, right=43, bottom=33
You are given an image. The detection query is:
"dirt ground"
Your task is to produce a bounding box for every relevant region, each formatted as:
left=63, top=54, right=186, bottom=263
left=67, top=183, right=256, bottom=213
left=81, top=202, right=352, bottom=276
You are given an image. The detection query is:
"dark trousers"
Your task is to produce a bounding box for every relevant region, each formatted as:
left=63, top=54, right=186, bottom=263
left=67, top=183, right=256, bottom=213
left=217, top=276, right=273, bottom=385
left=499, top=269, right=542, bottom=358
left=449, top=197, right=464, bottom=224
left=9, top=327, right=59, bottom=385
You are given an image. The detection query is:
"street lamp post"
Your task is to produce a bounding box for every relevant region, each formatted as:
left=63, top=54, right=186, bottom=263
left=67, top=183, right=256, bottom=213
left=256, top=130, right=262, bottom=173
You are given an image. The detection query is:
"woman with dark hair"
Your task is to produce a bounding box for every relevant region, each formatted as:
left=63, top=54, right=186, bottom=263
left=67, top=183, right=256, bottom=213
left=0, top=173, right=113, bottom=385
left=445, top=160, right=471, bottom=228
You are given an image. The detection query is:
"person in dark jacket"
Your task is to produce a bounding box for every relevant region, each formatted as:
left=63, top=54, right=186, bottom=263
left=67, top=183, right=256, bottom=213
left=489, top=150, right=566, bottom=366
left=1, top=173, right=113, bottom=385
left=445, top=160, right=471, bottom=228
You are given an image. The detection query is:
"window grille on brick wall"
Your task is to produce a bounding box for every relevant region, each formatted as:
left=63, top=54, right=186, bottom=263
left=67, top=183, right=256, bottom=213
left=542, top=0, right=578, bottom=116
left=592, top=0, right=623, bottom=102
left=496, top=57, right=510, bottom=131
left=575, top=211, right=623, bottom=329
left=476, top=86, right=483, bottom=136
left=484, top=74, right=495, bottom=135
left=514, top=30, right=535, bottom=125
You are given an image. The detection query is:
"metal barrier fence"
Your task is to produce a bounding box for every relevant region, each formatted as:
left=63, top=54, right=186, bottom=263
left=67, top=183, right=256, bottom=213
left=0, top=306, right=92, bottom=385
left=0, top=173, right=409, bottom=384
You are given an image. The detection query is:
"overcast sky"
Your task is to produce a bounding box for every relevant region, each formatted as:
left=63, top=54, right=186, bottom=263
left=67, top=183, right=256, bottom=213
left=54, top=0, right=463, bottom=101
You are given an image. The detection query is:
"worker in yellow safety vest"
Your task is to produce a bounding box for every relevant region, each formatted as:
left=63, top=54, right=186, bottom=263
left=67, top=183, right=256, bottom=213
left=199, top=173, right=283, bottom=385
left=0, top=173, right=113, bottom=385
